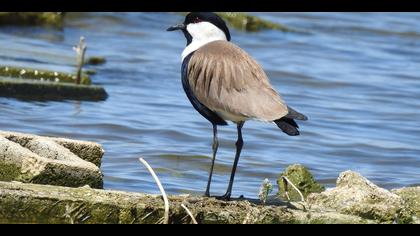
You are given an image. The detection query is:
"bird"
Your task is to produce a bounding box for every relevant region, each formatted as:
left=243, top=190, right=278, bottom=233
left=167, top=12, right=307, bottom=200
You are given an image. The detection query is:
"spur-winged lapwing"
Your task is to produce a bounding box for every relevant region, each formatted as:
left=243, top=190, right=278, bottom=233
left=167, top=12, right=307, bottom=200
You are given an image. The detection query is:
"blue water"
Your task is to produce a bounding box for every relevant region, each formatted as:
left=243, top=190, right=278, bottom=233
left=0, top=12, right=419, bottom=198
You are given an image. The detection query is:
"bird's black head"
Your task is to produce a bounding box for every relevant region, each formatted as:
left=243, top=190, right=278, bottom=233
left=167, top=12, right=231, bottom=46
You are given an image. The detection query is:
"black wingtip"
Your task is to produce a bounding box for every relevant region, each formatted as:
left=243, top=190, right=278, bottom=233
left=286, top=106, right=308, bottom=121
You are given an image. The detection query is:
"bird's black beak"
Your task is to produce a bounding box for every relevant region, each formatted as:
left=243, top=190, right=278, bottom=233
left=167, top=23, right=186, bottom=31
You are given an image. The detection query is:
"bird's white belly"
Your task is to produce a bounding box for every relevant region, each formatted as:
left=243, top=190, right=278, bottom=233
left=215, top=110, right=249, bottom=123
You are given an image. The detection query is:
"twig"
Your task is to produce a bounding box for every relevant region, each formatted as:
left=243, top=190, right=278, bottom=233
left=155, top=217, right=164, bottom=224
left=140, top=210, right=156, bottom=222
left=282, top=176, right=306, bottom=202
left=181, top=203, right=198, bottom=224
left=73, top=36, right=87, bottom=85
left=284, top=191, right=291, bottom=201
left=139, top=157, right=170, bottom=224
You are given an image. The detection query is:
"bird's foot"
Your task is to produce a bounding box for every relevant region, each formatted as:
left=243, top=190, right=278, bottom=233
left=214, top=192, right=231, bottom=201
left=203, top=191, right=210, bottom=198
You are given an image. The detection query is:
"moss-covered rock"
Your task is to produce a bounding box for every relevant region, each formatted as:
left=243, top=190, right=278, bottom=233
left=51, top=138, right=104, bottom=168
left=216, top=12, right=297, bottom=32
left=0, top=132, right=103, bottom=189
left=0, top=163, right=21, bottom=181
left=392, top=187, right=420, bottom=223
left=277, top=164, right=325, bottom=201
left=0, top=77, right=107, bottom=101
left=0, top=66, right=91, bottom=85
left=0, top=12, right=64, bottom=28
left=307, top=171, right=412, bottom=223
left=0, top=181, right=375, bottom=224
left=0, top=131, right=104, bottom=168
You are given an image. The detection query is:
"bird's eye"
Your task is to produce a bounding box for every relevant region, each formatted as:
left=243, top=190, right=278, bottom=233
left=193, top=17, right=202, bottom=23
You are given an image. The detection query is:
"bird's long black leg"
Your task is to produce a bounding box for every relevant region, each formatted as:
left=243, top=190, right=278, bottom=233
left=217, top=121, right=245, bottom=201
left=204, top=124, right=218, bottom=197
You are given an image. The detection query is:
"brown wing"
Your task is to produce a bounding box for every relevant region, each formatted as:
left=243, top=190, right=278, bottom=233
left=188, top=40, right=288, bottom=122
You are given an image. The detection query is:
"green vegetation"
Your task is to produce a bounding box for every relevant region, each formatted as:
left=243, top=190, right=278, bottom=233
left=216, top=12, right=297, bottom=32
left=277, top=164, right=325, bottom=201
left=0, top=12, right=64, bottom=28
left=0, top=163, right=21, bottom=182
left=0, top=66, right=91, bottom=85
left=0, top=181, right=374, bottom=224
left=0, top=77, right=107, bottom=101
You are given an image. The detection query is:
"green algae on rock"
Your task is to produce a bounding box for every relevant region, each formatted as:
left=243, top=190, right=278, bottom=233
left=307, top=171, right=413, bottom=224
left=0, top=163, right=21, bottom=182
left=1, top=157, right=417, bottom=224
left=392, top=187, right=420, bottom=223
left=0, top=12, right=64, bottom=28
left=52, top=138, right=105, bottom=168
left=277, top=164, right=325, bottom=201
left=0, top=77, right=107, bottom=101
left=0, top=134, right=103, bottom=189
left=0, top=181, right=375, bottom=224
left=0, top=131, right=104, bottom=168
left=0, top=66, right=91, bottom=85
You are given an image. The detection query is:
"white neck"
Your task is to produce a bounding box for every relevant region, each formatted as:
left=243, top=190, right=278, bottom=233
left=181, top=22, right=227, bottom=61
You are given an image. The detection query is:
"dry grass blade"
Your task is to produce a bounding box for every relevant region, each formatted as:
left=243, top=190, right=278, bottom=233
left=181, top=203, right=198, bottom=224
left=139, top=157, right=170, bottom=224
left=282, top=176, right=306, bottom=202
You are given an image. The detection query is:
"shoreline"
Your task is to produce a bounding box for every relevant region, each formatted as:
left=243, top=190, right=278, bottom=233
left=0, top=130, right=418, bottom=224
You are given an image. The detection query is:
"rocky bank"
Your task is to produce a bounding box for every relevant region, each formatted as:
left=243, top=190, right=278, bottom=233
left=0, top=130, right=418, bottom=224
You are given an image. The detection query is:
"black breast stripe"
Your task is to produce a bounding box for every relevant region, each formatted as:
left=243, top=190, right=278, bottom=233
left=182, top=53, right=228, bottom=126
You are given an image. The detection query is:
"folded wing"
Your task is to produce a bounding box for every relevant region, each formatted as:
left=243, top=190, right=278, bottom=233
left=188, top=40, right=288, bottom=122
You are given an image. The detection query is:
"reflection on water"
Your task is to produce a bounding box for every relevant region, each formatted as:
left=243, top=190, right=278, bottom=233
left=0, top=13, right=419, bottom=198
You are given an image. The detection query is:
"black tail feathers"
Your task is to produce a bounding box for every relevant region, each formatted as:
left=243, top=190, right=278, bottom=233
left=274, top=106, right=307, bottom=136
left=275, top=117, right=300, bottom=136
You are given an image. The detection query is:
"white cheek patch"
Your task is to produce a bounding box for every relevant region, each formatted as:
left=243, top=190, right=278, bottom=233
left=181, top=22, right=227, bottom=61
left=187, top=22, right=227, bottom=41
